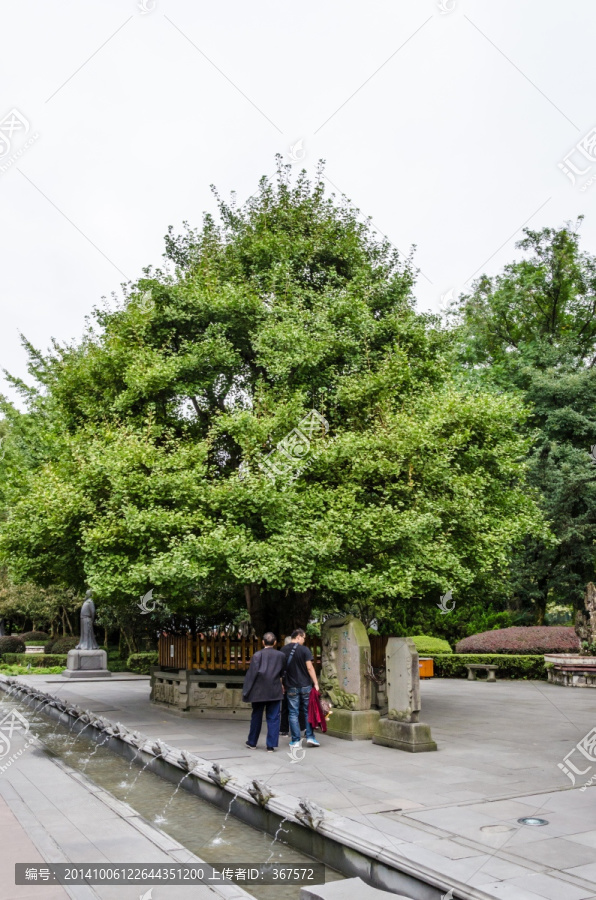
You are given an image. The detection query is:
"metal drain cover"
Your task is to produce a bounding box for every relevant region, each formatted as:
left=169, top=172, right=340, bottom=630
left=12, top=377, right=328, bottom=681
left=517, top=817, right=549, bottom=826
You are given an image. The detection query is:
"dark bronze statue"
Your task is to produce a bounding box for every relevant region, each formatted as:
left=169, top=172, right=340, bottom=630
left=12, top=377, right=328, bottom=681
left=75, top=590, right=99, bottom=650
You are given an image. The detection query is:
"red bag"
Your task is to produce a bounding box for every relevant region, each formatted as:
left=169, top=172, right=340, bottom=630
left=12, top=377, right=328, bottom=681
left=307, top=688, right=328, bottom=733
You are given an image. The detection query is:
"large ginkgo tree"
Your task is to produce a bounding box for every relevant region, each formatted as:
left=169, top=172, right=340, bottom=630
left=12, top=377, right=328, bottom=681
left=0, top=163, right=545, bottom=638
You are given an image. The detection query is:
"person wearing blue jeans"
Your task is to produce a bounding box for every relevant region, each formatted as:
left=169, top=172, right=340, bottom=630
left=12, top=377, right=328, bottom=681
left=282, top=628, right=321, bottom=748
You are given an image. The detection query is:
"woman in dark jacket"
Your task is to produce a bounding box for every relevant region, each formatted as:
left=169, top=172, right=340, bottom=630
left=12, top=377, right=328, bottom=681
left=242, top=632, right=286, bottom=751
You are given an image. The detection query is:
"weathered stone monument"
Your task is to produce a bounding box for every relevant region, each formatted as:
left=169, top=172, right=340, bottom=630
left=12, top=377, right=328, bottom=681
left=373, top=638, right=436, bottom=752
left=546, top=582, right=596, bottom=687
left=62, top=590, right=111, bottom=679
left=576, top=582, right=596, bottom=647
left=320, top=615, right=379, bottom=740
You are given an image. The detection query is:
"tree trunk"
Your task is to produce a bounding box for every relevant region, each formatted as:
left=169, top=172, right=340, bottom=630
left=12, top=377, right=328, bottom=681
left=535, top=578, right=548, bottom=625
left=287, top=589, right=313, bottom=634
left=244, top=583, right=265, bottom=636
left=64, top=609, right=74, bottom=636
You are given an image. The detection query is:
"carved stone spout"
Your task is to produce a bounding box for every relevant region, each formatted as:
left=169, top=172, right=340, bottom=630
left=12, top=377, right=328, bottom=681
left=177, top=750, right=196, bottom=772
left=248, top=779, right=275, bottom=807
left=209, top=763, right=232, bottom=787
left=295, top=798, right=326, bottom=830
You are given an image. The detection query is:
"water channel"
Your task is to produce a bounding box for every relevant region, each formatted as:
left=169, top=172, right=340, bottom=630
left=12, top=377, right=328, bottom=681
left=2, top=693, right=344, bottom=900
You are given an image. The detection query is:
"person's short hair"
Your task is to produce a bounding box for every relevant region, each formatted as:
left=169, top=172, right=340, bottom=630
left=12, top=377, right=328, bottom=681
left=263, top=631, right=276, bottom=646
left=291, top=628, right=306, bottom=639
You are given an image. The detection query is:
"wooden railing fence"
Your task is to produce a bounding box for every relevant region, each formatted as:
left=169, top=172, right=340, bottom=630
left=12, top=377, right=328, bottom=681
left=158, top=633, right=323, bottom=672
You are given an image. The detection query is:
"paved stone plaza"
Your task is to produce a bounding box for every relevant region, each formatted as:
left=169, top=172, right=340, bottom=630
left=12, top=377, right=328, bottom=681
left=4, top=674, right=596, bottom=899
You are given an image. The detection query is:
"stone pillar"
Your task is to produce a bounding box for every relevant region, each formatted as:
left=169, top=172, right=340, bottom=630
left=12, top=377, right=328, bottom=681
left=373, top=638, right=436, bottom=752
left=320, top=616, right=379, bottom=741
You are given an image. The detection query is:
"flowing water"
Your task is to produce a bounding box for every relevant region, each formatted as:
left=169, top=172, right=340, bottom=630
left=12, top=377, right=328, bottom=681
left=3, top=695, right=343, bottom=900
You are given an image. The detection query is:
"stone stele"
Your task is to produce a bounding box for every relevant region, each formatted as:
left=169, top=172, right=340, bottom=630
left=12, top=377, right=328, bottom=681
left=320, top=616, right=379, bottom=740
left=373, top=638, right=436, bottom=752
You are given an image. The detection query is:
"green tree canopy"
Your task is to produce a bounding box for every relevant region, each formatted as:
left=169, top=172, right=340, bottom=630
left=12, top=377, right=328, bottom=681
left=454, top=220, right=596, bottom=623
left=0, top=163, right=544, bottom=636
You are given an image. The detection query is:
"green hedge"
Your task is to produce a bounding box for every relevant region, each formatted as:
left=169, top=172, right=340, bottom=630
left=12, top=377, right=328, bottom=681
left=432, top=653, right=546, bottom=680
left=0, top=665, right=64, bottom=676
left=126, top=652, right=158, bottom=675
left=410, top=635, right=452, bottom=655
left=1, top=653, right=68, bottom=667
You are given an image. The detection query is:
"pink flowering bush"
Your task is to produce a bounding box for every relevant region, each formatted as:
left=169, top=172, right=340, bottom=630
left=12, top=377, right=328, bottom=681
left=455, top=626, right=580, bottom=655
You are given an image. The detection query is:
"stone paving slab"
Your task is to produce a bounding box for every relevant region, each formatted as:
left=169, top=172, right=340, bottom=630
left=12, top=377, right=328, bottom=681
left=0, top=720, right=251, bottom=900
left=10, top=673, right=596, bottom=900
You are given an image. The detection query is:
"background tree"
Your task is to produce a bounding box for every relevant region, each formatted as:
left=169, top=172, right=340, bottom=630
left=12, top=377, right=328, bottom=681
left=453, top=220, right=596, bottom=623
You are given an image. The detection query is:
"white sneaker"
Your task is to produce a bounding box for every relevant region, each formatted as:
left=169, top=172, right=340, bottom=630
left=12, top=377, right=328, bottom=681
left=289, top=741, right=300, bottom=748
left=307, top=738, right=320, bottom=747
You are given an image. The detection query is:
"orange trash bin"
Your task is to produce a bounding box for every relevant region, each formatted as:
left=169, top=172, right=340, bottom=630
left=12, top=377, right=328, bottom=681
left=419, top=657, right=434, bottom=678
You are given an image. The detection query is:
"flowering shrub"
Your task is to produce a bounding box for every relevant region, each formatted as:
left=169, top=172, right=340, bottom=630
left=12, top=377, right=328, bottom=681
left=456, top=626, right=580, bottom=655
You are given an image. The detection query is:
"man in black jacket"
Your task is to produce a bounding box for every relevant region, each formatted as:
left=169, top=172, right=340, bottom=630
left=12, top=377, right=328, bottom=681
left=242, top=632, right=286, bottom=752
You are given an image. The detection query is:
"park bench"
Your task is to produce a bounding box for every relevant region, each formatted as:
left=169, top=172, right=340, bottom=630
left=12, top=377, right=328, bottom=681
left=466, top=663, right=498, bottom=682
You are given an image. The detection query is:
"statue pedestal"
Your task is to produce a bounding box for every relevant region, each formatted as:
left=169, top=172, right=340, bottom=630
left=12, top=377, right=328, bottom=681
left=62, top=649, right=111, bottom=679
left=373, top=718, right=437, bottom=752
left=326, top=709, right=380, bottom=741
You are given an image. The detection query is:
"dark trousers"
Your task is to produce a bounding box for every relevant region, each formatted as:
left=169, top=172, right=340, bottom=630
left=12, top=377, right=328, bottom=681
left=247, top=700, right=281, bottom=749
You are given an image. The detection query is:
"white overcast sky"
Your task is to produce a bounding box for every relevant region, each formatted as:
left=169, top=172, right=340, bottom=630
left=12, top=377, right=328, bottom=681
left=2, top=0, right=595, bottom=404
